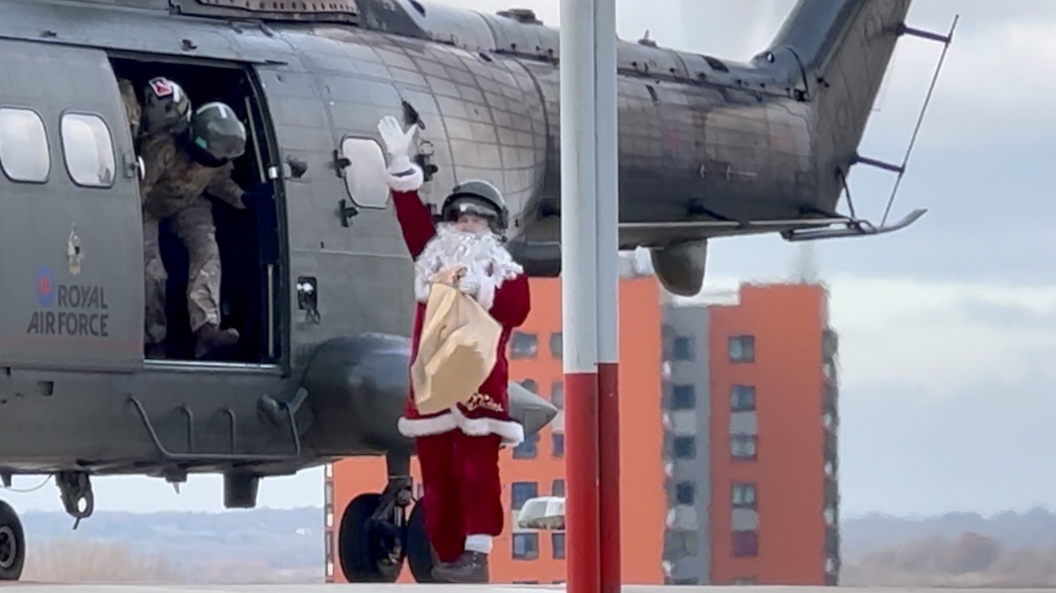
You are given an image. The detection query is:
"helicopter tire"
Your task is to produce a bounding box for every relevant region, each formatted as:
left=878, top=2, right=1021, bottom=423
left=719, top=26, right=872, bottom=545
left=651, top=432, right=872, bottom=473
left=0, top=500, right=24, bottom=581
left=337, top=492, right=404, bottom=583
left=404, top=498, right=438, bottom=583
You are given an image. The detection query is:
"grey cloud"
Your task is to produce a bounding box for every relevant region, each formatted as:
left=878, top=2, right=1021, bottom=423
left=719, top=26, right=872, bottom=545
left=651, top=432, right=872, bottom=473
left=956, top=297, right=1056, bottom=330
left=839, top=371, right=1056, bottom=516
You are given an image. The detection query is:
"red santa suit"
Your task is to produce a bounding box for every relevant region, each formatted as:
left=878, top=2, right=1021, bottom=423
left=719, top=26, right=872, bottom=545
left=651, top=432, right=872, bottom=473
left=386, top=162, right=531, bottom=564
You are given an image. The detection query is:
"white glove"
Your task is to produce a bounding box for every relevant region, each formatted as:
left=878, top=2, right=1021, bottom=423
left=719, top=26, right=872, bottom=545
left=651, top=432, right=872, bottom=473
left=377, top=116, right=417, bottom=173
left=459, top=275, right=480, bottom=295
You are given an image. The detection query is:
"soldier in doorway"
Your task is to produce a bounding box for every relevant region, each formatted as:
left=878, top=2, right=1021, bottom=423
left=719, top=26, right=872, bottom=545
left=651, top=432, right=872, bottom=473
left=139, top=101, right=263, bottom=360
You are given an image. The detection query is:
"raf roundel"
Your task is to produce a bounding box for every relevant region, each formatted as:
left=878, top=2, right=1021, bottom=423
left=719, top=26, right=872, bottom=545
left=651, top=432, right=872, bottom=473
left=35, top=266, right=55, bottom=308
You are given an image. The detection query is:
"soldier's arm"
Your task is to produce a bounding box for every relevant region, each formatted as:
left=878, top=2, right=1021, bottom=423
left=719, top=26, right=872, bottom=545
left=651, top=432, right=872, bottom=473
left=206, top=163, right=247, bottom=209
left=138, top=136, right=175, bottom=198
left=388, top=162, right=436, bottom=259
left=488, top=273, right=531, bottom=329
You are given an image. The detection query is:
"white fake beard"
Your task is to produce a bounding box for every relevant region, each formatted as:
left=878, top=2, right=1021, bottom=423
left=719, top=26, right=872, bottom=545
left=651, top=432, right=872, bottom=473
left=414, top=223, right=524, bottom=311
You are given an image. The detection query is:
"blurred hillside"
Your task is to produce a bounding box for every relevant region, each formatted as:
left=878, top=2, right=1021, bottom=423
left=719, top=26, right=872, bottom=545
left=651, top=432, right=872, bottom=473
left=9, top=504, right=1056, bottom=584
left=17, top=507, right=322, bottom=584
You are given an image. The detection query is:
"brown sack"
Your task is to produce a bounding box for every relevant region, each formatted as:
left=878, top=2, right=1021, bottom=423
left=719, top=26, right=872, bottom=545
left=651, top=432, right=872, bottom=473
left=411, top=281, right=503, bottom=415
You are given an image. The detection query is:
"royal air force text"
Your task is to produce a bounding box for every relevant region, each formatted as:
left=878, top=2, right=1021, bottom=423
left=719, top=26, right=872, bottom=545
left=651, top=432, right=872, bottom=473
left=27, top=285, right=110, bottom=337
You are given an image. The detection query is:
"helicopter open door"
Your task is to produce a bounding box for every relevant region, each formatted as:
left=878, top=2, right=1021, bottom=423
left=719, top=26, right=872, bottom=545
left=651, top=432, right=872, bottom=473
left=0, top=39, right=143, bottom=372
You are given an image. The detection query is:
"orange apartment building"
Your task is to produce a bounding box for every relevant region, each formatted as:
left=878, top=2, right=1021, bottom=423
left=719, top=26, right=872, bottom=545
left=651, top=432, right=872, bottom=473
left=325, top=271, right=840, bottom=586
left=661, top=282, right=840, bottom=585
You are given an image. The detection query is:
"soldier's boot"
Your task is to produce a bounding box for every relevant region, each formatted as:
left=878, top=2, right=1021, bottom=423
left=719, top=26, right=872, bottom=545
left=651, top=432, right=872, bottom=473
left=145, top=343, right=166, bottom=359
left=194, top=323, right=240, bottom=359
left=431, top=551, right=489, bottom=584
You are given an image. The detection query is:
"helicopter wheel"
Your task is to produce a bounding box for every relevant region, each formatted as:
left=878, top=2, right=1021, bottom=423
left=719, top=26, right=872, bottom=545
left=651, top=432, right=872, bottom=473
left=0, top=500, right=24, bottom=581
left=338, top=493, right=404, bottom=582
left=404, top=498, right=438, bottom=583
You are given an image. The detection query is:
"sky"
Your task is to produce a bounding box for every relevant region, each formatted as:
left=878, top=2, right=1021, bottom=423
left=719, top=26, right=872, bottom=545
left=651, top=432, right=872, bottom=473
left=4, top=0, right=1054, bottom=520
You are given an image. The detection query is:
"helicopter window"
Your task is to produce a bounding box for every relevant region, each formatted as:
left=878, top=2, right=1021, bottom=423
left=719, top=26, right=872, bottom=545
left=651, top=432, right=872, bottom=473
left=340, top=136, right=390, bottom=208
left=0, top=107, right=50, bottom=183
left=60, top=112, right=116, bottom=188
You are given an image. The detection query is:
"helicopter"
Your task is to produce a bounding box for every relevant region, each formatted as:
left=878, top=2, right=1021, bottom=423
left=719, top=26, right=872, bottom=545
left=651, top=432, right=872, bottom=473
left=0, top=0, right=952, bottom=582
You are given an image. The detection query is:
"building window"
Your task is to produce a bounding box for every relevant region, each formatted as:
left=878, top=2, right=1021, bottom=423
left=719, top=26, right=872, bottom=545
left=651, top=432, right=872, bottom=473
left=730, top=384, right=756, bottom=411
left=0, top=107, right=50, bottom=183
left=672, top=336, right=695, bottom=361
left=552, top=432, right=564, bottom=457
left=732, top=530, right=758, bottom=557
left=728, top=335, right=755, bottom=363
left=672, top=436, right=695, bottom=459
left=670, top=384, right=696, bottom=410
left=732, top=482, right=756, bottom=509
left=551, top=380, right=564, bottom=409
left=550, top=332, right=563, bottom=358
left=552, top=532, right=566, bottom=559
left=732, top=577, right=757, bottom=585
left=513, top=533, right=539, bottom=560
left=324, top=481, right=333, bottom=506
left=730, top=435, right=757, bottom=460
left=511, top=481, right=538, bottom=510
left=61, top=112, right=116, bottom=188
left=520, top=378, right=538, bottom=394
left=675, top=481, right=695, bottom=506
left=551, top=479, right=565, bottom=497
left=513, top=433, right=538, bottom=459
left=510, top=331, right=538, bottom=359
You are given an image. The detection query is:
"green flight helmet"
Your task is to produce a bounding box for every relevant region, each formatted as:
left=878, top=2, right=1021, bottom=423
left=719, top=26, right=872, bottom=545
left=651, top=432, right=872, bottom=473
left=188, top=101, right=246, bottom=164
left=440, top=179, right=509, bottom=234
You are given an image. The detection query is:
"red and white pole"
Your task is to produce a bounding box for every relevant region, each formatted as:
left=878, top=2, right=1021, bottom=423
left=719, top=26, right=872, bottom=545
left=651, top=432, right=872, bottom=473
left=560, top=0, right=600, bottom=591
left=594, top=0, right=621, bottom=590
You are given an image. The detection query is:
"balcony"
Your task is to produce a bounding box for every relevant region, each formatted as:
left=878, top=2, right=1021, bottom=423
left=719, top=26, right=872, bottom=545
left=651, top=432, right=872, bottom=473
left=823, top=328, right=839, bottom=360
left=823, top=382, right=838, bottom=414
left=824, top=476, right=840, bottom=510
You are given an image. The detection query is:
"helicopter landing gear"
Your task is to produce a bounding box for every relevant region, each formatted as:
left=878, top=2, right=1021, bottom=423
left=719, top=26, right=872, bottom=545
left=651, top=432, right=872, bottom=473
left=404, top=496, right=437, bottom=583
left=0, top=499, right=25, bottom=581
left=56, top=471, right=94, bottom=529
left=338, top=454, right=413, bottom=583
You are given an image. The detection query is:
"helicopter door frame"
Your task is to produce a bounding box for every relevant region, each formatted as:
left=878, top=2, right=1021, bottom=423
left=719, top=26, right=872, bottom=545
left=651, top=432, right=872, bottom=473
left=107, top=53, right=290, bottom=373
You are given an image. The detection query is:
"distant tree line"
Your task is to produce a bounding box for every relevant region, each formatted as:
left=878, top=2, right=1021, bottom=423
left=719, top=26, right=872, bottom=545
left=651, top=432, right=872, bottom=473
left=842, top=532, right=1056, bottom=587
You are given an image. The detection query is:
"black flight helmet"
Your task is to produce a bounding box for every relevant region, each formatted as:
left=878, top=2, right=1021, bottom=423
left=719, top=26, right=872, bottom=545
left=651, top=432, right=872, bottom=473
left=440, top=179, right=509, bottom=235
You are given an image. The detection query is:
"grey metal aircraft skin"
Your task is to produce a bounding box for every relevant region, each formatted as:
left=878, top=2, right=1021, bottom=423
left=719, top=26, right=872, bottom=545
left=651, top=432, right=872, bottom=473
left=0, top=0, right=934, bottom=582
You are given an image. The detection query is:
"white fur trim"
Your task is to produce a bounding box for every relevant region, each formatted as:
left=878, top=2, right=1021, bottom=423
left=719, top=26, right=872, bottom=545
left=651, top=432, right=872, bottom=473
left=397, top=411, right=458, bottom=438
left=386, top=162, right=424, bottom=193
left=398, top=404, right=525, bottom=446
left=465, top=535, right=493, bottom=554
left=451, top=405, right=525, bottom=446
left=413, top=223, right=524, bottom=311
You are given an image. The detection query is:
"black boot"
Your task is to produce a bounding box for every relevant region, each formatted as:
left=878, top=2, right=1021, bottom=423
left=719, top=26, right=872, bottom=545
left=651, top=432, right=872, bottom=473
left=432, top=550, right=489, bottom=583
left=194, top=323, right=239, bottom=360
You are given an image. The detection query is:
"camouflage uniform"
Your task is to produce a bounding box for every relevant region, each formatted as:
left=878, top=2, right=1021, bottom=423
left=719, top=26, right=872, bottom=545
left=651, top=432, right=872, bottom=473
left=117, top=78, right=142, bottom=141
left=139, top=102, right=247, bottom=359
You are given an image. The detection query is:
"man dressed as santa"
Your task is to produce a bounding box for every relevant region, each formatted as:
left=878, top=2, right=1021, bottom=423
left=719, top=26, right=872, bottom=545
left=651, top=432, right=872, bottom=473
left=377, top=115, right=531, bottom=583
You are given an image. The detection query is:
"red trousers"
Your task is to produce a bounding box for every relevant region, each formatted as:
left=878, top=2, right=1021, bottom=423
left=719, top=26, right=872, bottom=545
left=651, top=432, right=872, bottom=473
left=416, top=430, right=504, bottom=563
